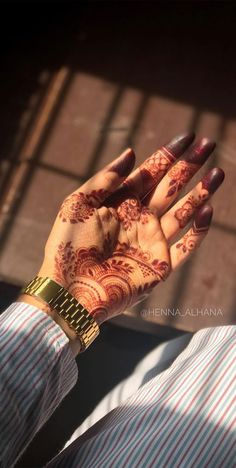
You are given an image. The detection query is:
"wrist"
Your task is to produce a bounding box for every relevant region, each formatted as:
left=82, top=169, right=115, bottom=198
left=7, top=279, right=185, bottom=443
left=38, top=264, right=105, bottom=326
left=18, top=293, right=81, bottom=357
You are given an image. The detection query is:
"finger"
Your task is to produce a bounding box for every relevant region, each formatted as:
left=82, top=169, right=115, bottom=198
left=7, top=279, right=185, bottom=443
left=145, top=138, right=215, bottom=214
left=161, top=167, right=224, bottom=241
left=78, top=148, right=136, bottom=206
left=115, top=206, right=170, bottom=281
left=116, top=194, right=142, bottom=240
left=136, top=207, right=170, bottom=281
left=170, top=205, right=213, bottom=270
left=97, top=206, right=120, bottom=252
left=121, top=132, right=195, bottom=200
left=58, top=148, right=135, bottom=224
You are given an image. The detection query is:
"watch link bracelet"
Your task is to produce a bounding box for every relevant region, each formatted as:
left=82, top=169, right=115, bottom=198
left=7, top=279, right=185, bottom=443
left=23, top=276, right=100, bottom=351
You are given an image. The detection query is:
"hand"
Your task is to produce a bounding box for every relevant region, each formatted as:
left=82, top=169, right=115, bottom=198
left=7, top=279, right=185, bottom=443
left=32, top=132, right=224, bottom=326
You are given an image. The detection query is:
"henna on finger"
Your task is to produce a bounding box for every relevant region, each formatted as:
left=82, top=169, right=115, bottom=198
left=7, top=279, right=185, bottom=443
left=116, top=197, right=142, bottom=231
left=161, top=167, right=224, bottom=240
left=145, top=138, right=215, bottom=215
left=174, top=194, right=203, bottom=229
left=105, top=133, right=195, bottom=217
left=165, top=161, right=198, bottom=198
left=174, top=167, right=224, bottom=227
left=176, top=206, right=213, bottom=254
left=58, top=149, right=136, bottom=224
left=59, top=189, right=109, bottom=223
left=166, top=139, right=215, bottom=198
left=120, top=133, right=195, bottom=200
left=116, top=196, right=157, bottom=231
left=170, top=205, right=213, bottom=270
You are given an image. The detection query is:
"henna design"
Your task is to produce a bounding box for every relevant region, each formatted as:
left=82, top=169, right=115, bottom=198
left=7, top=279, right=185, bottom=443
left=174, top=192, right=208, bottom=228
left=114, top=243, right=169, bottom=280
left=59, top=193, right=94, bottom=223
left=173, top=168, right=224, bottom=229
left=59, top=189, right=109, bottom=223
left=116, top=198, right=152, bottom=231
left=166, top=161, right=198, bottom=198
left=138, top=131, right=197, bottom=193
left=116, top=198, right=141, bottom=230
left=54, top=236, right=169, bottom=320
left=175, top=222, right=208, bottom=254
left=138, top=133, right=196, bottom=196
left=174, top=201, right=213, bottom=259
left=139, top=148, right=176, bottom=194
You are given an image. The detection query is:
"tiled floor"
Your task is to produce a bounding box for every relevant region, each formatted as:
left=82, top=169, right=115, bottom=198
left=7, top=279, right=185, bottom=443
left=1, top=3, right=236, bottom=334
left=0, top=3, right=236, bottom=465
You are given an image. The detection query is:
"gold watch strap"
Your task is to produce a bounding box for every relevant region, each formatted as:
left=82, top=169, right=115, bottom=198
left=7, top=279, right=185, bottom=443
left=23, top=276, right=99, bottom=351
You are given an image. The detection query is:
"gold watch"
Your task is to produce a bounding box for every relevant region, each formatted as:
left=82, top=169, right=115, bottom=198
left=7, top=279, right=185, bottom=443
left=22, top=276, right=99, bottom=351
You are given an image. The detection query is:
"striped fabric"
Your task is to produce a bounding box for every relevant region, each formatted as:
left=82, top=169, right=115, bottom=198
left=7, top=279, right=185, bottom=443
left=0, top=302, right=78, bottom=468
left=0, top=303, right=235, bottom=468
left=47, top=324, right=236, bottom=468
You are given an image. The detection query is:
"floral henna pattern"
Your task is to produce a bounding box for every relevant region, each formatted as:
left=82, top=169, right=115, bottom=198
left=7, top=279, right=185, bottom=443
left=174, top=196, right=198, bottom=228
left=173, top=170, right=222, bottom=229
left=166, top=161, right=198, bottom=198
left=114, top=243, right=169, bottom=280
left=54, top=237, right=169, bottom=320
left=176, top=222, right=208, bottom=254
left=117, top=198, right=152, bottom=231
left=59, top=193, right=94, bottom=223
left=59, top=189, right=110, bottom=223
left=174, top=192, right=208, bottom=228
left=117, top=198, right=150, bottom=231
left=116, top=198, right=141, bottom=230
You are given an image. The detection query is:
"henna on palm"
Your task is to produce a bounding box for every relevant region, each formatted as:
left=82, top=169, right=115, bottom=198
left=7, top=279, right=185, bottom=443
left=36, top=133, right=224, bottom=329
left=54, top=235, right=169, bottom=322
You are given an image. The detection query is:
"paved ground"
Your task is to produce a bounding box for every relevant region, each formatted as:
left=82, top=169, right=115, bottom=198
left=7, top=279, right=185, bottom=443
left=0, top=2, right=236, bottom=465
left=1, top=2, right=236, bottom=333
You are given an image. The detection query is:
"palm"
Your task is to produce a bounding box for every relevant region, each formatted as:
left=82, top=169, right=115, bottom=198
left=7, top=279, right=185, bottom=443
left=49, top=197, right=169, bottom=323
left=39, top=133, right=224, bottom=324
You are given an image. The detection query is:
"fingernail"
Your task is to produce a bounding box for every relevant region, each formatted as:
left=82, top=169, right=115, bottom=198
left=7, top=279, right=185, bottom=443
left=109, top=148, right=135, bottom=177
left=165, top=132, right=195, bottom=158
left=194, top=205, right=213, bottom=229
left=185, top=138, right=216, bottom=165
left=201, top=167, right=225, bottom=194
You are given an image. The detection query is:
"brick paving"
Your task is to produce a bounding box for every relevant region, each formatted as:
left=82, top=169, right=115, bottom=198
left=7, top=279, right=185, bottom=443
left=0, top=3, right=236, bottom=333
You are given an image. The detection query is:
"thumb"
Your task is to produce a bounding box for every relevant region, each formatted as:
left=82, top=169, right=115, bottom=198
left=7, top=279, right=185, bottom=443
left=77, top=148, right=136, bottom=207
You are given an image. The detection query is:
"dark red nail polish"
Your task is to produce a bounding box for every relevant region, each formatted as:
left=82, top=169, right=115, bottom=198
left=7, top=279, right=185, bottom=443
left=185, top=138, right=216, bottom=165
left=109, top=148, right=135, bottom=177
left=201, top=167, right=225, bottom=194
left=194, top=205, right=213, bottom=229
left=165, top=132, right=195, bottom=158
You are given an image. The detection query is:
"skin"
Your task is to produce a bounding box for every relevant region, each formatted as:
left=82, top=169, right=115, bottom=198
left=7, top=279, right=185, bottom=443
left=19, top=133, right=225, bottom=356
